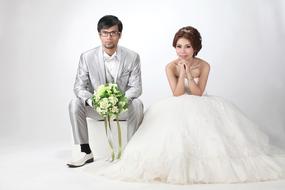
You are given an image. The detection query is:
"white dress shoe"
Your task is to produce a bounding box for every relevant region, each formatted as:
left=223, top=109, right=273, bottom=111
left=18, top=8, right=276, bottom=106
left=67, top=152, right=94, bottom=168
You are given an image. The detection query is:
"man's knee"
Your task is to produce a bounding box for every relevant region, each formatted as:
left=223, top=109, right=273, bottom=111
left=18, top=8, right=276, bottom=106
left=69, top=97, right=85, bottom=114
left=129, top=98, right=144, bottom=112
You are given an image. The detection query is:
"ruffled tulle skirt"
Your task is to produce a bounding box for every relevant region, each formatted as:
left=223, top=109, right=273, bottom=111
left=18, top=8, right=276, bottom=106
left=95, top=95, right=285, bottom=184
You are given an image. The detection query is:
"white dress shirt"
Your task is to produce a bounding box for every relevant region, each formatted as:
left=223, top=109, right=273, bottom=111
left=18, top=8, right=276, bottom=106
left=103, top=51, right=120, bottom=83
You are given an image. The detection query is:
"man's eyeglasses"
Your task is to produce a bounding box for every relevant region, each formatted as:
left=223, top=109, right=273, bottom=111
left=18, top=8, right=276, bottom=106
left=100, top=31, right=120, bottom=37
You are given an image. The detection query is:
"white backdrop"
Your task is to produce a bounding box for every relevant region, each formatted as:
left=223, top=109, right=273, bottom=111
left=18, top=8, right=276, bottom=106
left=0, top=0, right=284, bottom=146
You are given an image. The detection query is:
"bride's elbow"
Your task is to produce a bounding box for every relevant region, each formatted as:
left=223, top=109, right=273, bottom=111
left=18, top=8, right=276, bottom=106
left=191, top=91, right=203, bottom=96
left=173, top=92, right=184, bottom=97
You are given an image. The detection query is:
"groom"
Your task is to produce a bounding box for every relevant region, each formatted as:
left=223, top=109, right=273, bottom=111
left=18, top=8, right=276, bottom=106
left=67, top=15, right=144, bottom=168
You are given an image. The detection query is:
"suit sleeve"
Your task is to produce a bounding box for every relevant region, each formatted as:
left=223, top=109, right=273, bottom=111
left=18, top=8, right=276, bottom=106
left=125, top=54, right=142, bottom=101
left=73, top=54, right=93, bottom=104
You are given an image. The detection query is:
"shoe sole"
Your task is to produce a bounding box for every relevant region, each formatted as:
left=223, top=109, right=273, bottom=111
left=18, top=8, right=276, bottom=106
left=67, top=158, right=94, bottom=168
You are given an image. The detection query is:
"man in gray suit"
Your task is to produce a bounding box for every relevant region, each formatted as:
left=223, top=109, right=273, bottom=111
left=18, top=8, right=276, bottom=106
left=67, top=15, right=144, bottom=167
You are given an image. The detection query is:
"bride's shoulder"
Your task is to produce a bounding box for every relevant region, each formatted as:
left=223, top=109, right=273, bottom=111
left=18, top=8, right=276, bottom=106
left=196, top=58, right=210, bottom=70
left=165, top=59, right=178, bottom=71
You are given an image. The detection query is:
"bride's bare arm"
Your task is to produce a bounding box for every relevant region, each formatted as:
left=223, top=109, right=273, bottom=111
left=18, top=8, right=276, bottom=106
left=166, top=61, right=185, bottom=96
left=186, top=62, right=210, bottom=96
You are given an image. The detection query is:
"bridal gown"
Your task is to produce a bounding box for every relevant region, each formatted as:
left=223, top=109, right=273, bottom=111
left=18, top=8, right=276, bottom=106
left=96, top=78, right=285, bottom=184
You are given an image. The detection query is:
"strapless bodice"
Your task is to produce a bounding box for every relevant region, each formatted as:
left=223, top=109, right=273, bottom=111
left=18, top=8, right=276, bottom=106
left=184, top=78, right=206, bottom=95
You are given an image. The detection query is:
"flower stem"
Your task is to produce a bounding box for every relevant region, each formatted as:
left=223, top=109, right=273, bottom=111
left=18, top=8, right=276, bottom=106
left=116, top=117, right=122, bottom=159
left=104, top=116, right=115, bottom=161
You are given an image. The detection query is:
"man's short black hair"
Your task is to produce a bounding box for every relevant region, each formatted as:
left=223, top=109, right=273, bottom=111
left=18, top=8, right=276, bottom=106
left=97, top=15, right=123, bottom=32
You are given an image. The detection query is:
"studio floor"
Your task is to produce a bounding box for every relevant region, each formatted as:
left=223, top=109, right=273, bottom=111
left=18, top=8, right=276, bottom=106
left=1, top=137, right=285, bottom=190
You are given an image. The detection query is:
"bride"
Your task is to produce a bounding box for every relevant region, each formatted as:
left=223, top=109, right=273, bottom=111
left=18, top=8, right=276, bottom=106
left=96, top=26, right=285, bottom=184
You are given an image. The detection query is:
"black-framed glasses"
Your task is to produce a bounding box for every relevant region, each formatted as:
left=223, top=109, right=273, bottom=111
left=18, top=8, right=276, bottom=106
left=100, top=31, right=120, bottom=37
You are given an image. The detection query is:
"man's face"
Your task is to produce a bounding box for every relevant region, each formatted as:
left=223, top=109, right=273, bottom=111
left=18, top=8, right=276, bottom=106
left=99, top=25, right=121, bottom=50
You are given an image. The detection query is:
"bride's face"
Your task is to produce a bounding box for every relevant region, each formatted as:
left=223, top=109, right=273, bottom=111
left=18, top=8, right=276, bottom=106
left=175, top=38, right=195, bottom=60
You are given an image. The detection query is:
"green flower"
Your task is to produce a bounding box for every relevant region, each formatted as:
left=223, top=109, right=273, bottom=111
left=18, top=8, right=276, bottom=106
left=108, top=96, right=118, bottom=105
left=110, top=106, right=119, bottom=114
left=99, top=97, right=110, bottom=110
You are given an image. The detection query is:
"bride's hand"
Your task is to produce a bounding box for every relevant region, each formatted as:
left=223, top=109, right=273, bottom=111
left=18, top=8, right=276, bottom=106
left=185, top=64, right=193, bottom=80
left=176, top=59, right=186, bottom=77
left=181, top=60, right=195, bottom=80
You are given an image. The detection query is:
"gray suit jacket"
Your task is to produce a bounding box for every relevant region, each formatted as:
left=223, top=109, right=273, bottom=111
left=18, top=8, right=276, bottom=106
left=73, top=46, right=142, bottom=104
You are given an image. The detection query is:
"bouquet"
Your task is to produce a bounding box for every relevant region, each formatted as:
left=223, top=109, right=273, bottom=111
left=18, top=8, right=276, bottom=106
left=92, top=83, right=128, bottom=160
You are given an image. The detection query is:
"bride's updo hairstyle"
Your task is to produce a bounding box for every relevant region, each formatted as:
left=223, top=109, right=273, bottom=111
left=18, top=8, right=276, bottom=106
left=172, top=26, right=202, bottom=57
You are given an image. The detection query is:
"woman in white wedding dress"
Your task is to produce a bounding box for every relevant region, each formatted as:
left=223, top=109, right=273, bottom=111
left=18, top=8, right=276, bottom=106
left=96, top=26, right=285, bottom=184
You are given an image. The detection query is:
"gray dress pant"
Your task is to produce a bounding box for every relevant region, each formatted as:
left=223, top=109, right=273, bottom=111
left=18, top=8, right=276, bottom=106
left=69, top=97, right=144, bottom=144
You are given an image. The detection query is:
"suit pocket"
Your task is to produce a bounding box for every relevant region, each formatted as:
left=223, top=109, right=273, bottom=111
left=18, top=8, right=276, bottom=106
left=117, top=71, right=130, bottom=88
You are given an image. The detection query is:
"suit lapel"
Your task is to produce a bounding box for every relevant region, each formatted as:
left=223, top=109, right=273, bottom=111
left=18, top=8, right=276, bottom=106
left=116, top=46, right=125, bottom=82
left=97, top=46, right=107, bottom=84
